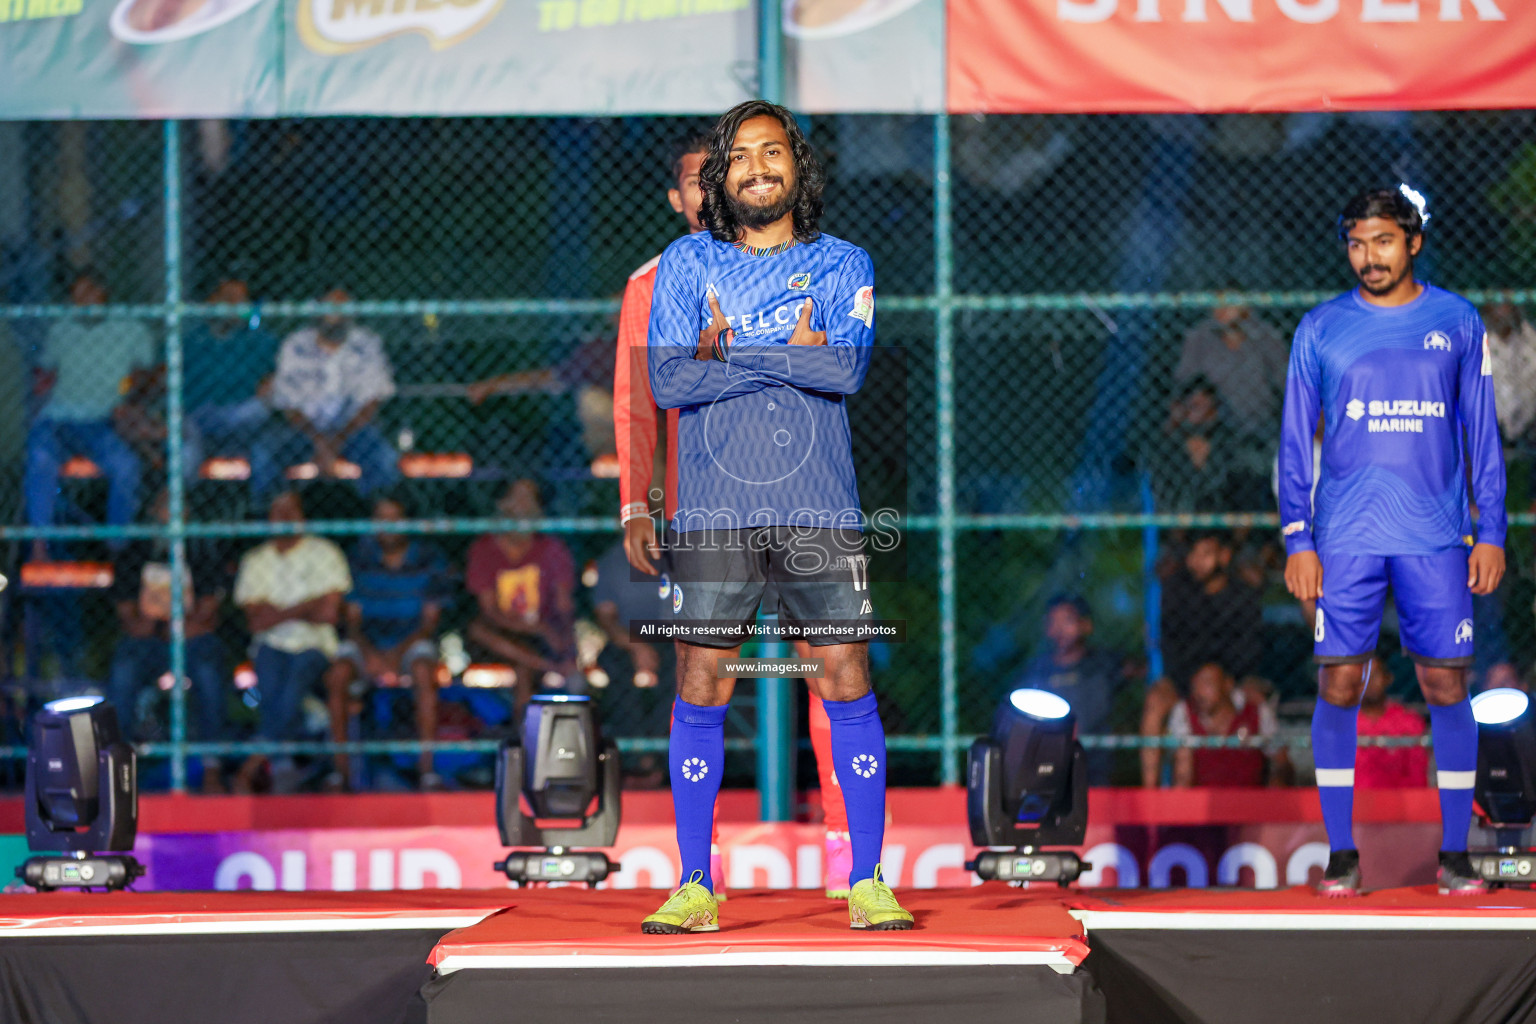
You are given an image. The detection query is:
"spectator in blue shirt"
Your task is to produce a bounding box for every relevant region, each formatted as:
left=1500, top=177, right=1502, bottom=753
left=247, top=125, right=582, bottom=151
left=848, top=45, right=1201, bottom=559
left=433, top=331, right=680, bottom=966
left=183, top=277, right=279, bottom=474
left=323, top=494, right=452, bottom=790
left=25, top=269, right=154, bottom=551
left=1009, top=594, right=1122, bottom=785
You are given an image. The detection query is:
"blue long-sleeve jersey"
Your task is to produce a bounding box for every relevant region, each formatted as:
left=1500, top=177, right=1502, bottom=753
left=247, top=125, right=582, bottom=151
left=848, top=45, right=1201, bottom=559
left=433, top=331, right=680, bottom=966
left=1277, top=284, right=1506, bottom=558
left=647, top=230, right=874, bottom=532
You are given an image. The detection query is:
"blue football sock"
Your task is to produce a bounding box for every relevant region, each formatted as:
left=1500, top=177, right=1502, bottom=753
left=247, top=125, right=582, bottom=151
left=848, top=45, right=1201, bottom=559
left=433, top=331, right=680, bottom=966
left=824, top=691, right=887, bottom=886
left=670, top=698, right=727, bottom=890
left=1429, top=699, right=1477, bottom=853
left=1312, top=696, right=1360, bottom=852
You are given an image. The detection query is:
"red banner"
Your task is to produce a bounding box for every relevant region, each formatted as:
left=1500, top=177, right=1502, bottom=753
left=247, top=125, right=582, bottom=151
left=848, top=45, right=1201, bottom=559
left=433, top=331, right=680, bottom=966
left=949, top=0, right=1536, bottom=113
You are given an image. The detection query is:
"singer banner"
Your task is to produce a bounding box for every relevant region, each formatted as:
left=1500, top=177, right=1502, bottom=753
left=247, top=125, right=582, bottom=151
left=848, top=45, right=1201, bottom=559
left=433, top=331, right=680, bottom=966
left=948, top=0, right=1536, bottom=114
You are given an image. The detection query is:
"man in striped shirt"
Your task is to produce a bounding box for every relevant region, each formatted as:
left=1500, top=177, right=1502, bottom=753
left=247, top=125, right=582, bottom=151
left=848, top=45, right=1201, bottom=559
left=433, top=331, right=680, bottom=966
left=613, top=133, right=853, bottom=899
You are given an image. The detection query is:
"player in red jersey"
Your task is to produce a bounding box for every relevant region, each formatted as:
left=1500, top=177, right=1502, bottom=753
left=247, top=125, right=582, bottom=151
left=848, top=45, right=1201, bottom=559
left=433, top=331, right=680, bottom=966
left=613, top=134, right=853, bottom=898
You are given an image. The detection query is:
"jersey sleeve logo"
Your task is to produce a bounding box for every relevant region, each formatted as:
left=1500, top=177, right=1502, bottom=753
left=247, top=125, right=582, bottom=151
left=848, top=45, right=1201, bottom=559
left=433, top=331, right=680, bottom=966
left=1423, top=331, right=1451, bottom=351
left=847, top=286, right=874, bottom=328
left=1482, top=332, right=1493, bottom=376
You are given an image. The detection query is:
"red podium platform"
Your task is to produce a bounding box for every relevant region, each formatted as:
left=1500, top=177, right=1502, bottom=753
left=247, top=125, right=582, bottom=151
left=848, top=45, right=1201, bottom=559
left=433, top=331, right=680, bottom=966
left=420, top=888, right=1102, bottom=1024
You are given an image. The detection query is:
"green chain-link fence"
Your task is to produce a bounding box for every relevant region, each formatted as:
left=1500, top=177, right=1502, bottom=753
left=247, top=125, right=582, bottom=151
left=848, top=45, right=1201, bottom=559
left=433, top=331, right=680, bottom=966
left=2, top=111, right=1535, bottom=794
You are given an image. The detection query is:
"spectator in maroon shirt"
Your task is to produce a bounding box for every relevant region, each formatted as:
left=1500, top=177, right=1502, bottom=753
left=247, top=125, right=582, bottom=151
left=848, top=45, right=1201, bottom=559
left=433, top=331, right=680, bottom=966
left=465, top=478, right=577, bottom=710
left=1355, top=653, right=1430, bottom=789
left=1170, top=661, right=1284, bottom=787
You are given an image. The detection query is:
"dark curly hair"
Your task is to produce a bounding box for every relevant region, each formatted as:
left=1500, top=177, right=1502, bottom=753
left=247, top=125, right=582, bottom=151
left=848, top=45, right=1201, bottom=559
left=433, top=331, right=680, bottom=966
left=699, top=100, right=824, bottom=245
left=1337, top=187, right=1426, bottom=243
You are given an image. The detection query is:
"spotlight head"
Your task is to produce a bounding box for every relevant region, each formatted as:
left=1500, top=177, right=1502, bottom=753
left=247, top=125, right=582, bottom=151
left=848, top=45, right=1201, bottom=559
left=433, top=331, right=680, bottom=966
left=495, top=694, right=622, bottom=885
left=1474, top=688, right=1536, bottom=830
left=24, top=696, right=136, bottom=853
left=967, top=688, right=1088, bottom=855
left=520, top=694, right=602, bottom=819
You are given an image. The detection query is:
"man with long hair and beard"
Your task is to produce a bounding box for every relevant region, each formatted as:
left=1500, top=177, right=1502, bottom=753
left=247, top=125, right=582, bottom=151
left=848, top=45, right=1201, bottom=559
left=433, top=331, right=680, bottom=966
left=1279, top=186, right=1506, bottom=897
left=639, top=101, right=912, bottom=933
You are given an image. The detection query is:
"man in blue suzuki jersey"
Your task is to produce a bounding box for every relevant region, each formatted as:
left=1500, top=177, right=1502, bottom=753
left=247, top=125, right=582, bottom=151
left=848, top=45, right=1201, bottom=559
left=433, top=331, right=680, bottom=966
left=640, top=101, right=912, bottom=934
left=1279, top=187, right=1506, bottom=897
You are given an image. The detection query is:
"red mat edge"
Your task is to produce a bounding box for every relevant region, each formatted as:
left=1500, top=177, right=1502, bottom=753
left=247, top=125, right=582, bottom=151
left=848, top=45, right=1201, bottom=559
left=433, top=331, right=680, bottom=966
left=427, top=933, right=1091, bottom=967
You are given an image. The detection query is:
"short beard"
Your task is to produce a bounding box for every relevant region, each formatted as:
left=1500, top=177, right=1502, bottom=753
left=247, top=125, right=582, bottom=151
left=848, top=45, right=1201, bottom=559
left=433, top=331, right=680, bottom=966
left=1356, top=261, right=1412, bottom=297
left=725, top=177, right=798, bottom=234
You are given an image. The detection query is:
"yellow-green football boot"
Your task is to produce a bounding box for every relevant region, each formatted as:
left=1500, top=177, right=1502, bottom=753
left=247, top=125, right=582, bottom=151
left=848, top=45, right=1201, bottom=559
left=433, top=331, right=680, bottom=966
left=847, top=864, right=914, bottom=930
left=641, top=871, right=720, bottom=934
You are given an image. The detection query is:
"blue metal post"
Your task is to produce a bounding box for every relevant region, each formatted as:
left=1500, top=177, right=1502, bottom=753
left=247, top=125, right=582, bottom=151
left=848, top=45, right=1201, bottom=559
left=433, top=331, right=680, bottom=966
left=163, top=120, right=188, bottom=793
left=934, top=114, right=959, bottom=785
left=758, top=0, right=783, bottom=102
left=754, top=0, right=793, bottom=820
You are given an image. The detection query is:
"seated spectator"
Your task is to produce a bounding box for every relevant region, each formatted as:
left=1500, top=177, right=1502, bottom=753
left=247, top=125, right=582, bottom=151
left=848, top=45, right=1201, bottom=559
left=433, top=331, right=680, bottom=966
left=466, top=335, right=617, bottom=463
left=322, top=494, right=451, bottom=791
left=1170, top=661, right=1281, bottom=787
left=183, top=277, right=279, bottom=469
left=1356, top=653, right=1429, bottom=789
left=255, top=287, right=398, bottom=501
left=465, top=479, right=577, bottom=711
left=1154, top=376, right=1234, bottom=512
left=1141, top=530, right=1264, bottom=786
left=587, top=537, right=673, bottom=738
left=1008, top=594, right=1121, bottom=785
left=233, top=491, right=351, bottom=791
left=107, top=490, right=231, bottom=791
left=25, top=269, right=154, bottom=551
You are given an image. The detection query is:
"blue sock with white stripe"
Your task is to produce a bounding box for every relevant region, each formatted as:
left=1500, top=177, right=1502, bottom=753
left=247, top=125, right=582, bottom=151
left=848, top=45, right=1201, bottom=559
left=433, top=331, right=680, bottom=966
left=1312, top=696, right=1360, bottom=852
left=823, top=691, right=887, bottom=887
left=670, top=698, right=727, bottom=890
left=1428, top=699, right=1478, bottom=853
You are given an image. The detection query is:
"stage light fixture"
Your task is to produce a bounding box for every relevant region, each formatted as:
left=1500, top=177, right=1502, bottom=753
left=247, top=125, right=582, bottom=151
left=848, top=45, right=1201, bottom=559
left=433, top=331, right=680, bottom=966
left=17, top=696, right=143, bottom=892
left=1470, top=688, right=1536, bottom=886
left=966, top=687, right=1089, bottom=886
left=494, top=694, right=620, bottom=887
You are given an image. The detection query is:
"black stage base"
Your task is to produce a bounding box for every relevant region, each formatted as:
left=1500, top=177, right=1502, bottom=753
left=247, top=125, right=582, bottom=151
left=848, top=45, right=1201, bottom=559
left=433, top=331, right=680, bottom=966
left=1071, top=887, right=1536, bottom=1024
left=1086, top=929, right=1536, bottom=1024
left=423, top=966, right=1105, bottom=1024
left=0, top=890, right=515, bottom=1024
left=0, top=930, right=443, bottom=1024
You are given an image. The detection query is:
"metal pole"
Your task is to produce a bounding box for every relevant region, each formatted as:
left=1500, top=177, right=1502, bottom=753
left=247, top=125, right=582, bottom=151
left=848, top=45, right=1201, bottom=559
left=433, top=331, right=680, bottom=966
left=754, top=0, right=793, bottom=819
left=934, top=113, right=959, bottom=786
left=756, top=622, right=793, bottom=823
left=163, top=120, right=188, bottom=793
left=758, top=0, right=784, bottom=103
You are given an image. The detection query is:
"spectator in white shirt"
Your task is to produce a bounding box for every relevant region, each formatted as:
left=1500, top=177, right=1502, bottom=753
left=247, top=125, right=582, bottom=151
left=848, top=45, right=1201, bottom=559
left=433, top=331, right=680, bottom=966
left=252, top=287, right=399, bottom=499
left=1485, top=304, right=1536, bottom=444
left=234, top=491, right=352, bottom=751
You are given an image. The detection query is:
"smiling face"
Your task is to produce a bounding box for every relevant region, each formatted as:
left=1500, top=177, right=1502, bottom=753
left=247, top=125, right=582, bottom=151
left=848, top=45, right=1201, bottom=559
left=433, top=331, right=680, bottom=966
left=1346, top=216, right=1422, bottom=300
left=723, top=115, right=799, bottom=234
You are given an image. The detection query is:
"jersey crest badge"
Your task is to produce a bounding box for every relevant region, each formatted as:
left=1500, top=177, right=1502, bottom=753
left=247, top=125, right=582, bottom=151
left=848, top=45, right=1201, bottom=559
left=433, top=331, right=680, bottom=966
left=787, top=272, right=811, bottom=290
left=847, top=286, right=874, bottom=328
left=1423, top=331, right=1451, bottom=352
left=673, top=584, right=684, bottom=614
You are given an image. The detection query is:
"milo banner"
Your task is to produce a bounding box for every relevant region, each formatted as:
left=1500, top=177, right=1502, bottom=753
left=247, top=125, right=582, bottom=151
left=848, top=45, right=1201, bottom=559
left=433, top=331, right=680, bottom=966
left=0, top=0, right=943, bottom=118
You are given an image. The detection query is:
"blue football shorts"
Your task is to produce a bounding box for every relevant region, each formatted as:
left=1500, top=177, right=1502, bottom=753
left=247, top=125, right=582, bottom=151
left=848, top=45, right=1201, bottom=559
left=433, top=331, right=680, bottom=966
left=1313, top=548, right=1474, bottom=667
